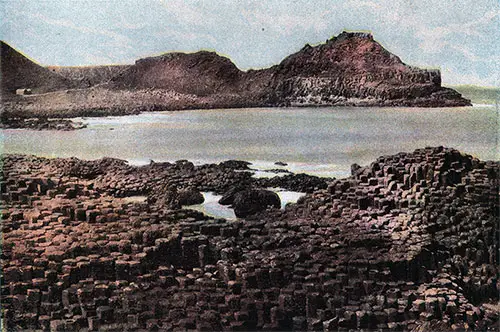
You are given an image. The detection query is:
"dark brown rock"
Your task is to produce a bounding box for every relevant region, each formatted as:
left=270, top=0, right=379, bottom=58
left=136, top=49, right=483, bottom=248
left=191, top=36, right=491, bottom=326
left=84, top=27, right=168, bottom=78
left=232, top=189, right=281, bottom=218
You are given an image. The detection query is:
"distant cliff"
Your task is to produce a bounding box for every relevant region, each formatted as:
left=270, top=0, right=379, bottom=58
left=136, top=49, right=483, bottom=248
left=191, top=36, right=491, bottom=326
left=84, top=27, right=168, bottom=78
left=1, top=32, right=471, bottom=114
left=0, top=41, right=73, bottom=94
left=47, top=65, right=130, bottom=88
left=263, top=32, right=470, bottom=107
left=111, top=31, right=470, bottom=107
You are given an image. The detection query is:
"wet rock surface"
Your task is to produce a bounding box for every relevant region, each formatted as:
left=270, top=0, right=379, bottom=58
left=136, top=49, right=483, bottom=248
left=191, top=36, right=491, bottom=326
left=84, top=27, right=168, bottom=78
left=0, top=117, right=87, bottom=130
left=1, top=147, right=498, bottom=331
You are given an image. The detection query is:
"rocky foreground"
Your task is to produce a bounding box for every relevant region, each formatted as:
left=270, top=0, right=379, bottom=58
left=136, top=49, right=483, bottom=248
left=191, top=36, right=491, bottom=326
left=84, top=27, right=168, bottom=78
left=1, top=147, right=498, bottom=331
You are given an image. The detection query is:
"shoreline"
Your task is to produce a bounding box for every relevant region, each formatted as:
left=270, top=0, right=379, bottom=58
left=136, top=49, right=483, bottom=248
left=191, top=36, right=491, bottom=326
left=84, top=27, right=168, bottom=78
left=0, top=117, right=87, bottom=130
left=2, top=147, right=498, bottom=330
left=2, top=32, right=473, bottom=121
left=0, top=97, right=483, bottom=131
left=1, top=84, right=473, bottom=123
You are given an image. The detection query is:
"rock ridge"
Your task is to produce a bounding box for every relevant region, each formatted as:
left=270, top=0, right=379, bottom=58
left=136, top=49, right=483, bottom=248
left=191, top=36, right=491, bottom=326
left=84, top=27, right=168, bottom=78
left=1, top=31, right=471, bottom=118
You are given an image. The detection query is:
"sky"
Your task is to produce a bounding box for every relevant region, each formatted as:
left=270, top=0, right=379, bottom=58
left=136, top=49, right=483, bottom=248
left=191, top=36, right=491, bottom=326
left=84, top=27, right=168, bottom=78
left=0, top=0, right=498, bottom=86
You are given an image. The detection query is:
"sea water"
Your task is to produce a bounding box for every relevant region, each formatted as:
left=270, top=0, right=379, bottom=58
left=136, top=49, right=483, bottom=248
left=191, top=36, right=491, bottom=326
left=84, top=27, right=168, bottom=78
left=186, top=190, right=307, bottom=220
left=2, top=105, right=497, bottom=178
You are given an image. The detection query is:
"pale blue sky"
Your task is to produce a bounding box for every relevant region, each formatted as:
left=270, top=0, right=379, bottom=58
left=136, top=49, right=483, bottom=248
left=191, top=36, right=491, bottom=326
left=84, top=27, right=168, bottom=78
left=1, top=0, right=498, bottom=86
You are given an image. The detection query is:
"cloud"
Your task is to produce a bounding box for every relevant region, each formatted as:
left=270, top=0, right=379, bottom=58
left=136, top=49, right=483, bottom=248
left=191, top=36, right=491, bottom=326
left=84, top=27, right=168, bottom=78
left=18, top=10, right=133, bottom=50
left=442, top=66, right=499, bottom=87
left=116, top=17, right=148, bottom=31
left=448, top=44, right=500, bottom=64
left=153, top=28, right=218, bottom=45
left=159, top=0, right=213, bottom=26
left=415, top=8, right=499, bottom=54
left=240, top=7, right=332, bottom=35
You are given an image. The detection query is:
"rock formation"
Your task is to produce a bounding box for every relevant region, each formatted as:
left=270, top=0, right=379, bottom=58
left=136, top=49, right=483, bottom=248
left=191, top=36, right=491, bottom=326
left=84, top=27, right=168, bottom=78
left=110, top=32, right=470, bottom=108
left=231, top=189, right=281, bottom=218
left=48, top=65, right=130, bottom=88
left=177, top=187, right=205, bottom=206
left=0, top=118, right=86, bottom=130
left=1, top=147, right=498, bottom=330
left=0, top=41, right=73, bottom=94
left=264, top=32, right=470, bottom=107
left=112, top=51, right=242, bottom=96
left=1, top=32, right=471, bottom=118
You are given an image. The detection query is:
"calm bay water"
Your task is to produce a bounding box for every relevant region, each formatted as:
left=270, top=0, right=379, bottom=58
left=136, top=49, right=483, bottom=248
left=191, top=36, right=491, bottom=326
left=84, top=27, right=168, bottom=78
left=1, top=105, right=497, bottom=177
left=187, top=190, right=306, bottom=220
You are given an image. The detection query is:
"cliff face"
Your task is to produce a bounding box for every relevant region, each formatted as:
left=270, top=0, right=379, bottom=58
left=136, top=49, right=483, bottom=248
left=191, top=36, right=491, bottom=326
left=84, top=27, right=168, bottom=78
left=110, top=32, right=470, bottom=107
left=1, top=32, right=471, bottom=108
left=0, top=41, right=73, bottom=94
left=112, top=51, right=243, bottom=96
left=265, top=32, right=469, bottom=106
left=47, top=65, right=130, bottom=88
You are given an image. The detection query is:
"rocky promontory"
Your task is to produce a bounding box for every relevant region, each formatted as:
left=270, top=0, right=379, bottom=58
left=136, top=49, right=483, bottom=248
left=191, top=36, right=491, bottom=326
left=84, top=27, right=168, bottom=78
left=264, top=32, right=470, bottom=107
left=2, top=147, right=498, bottom=330
left=104, top=32, right=474, bottom=108
left=0, top=117, right=86, bottom=130
left=1, top=32, right=471, bottom=122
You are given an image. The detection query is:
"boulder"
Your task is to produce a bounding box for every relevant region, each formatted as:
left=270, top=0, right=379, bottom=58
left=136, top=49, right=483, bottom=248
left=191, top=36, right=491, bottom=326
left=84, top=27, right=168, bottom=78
left=159, top=185, right=181, bottom=208
left=155, top=185, right=204, bottom=208
left=218, top=185, right=250, bottom=205
left=219, top=160, right=252, bottom=170
left=232, top=189, right=281, bottom=218
left=351, top=163, right=362, bottom=176
left=177, top=188, right=204, bottom=206
left=258, top=173, right=330, bottom=193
